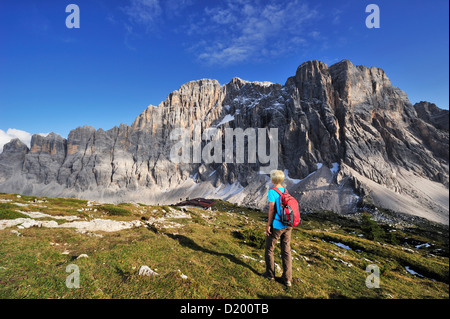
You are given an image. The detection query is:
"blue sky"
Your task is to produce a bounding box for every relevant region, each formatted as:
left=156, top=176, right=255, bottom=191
left=0, top=0, right=448, bottom=146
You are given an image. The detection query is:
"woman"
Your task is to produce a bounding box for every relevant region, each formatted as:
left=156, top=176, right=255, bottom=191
left=262, top=169, right=292, bottom=288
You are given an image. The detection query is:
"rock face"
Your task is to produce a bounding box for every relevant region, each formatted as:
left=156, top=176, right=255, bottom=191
left=414, top=101, right=449, bottom=131
left=0, top=60, right=448, bottom=224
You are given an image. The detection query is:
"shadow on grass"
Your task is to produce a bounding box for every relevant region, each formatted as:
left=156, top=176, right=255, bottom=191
left=164, top=232, right=260, bottom=276
left=257, top=293, right=293, bottom=299
left=56, top=255, right=78, bottom=267
left=115, top=266, right=132, bottom=282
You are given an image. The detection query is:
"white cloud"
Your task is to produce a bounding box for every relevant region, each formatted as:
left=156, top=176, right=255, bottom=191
left=123, top=0, right=162, bottom=31
left=188, top=0, right=319, bottom=65
left=332, top=9, right=342, bottom=25
left=123, top=0, right=193, bottom=30
left=164, top=0, right=193, bottom=17
left=310, top=31, right=321, bottom=39
left=121, top=0, right=320, bottom=65
left=0, top=129, right=49, bottom=154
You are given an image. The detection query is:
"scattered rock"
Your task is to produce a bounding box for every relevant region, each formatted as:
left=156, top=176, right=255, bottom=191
left=178, top=270, right=188, bottom=280
left=138, top=265, right=158, bottom=277
left=18, top=210, right=80, bottom=221
left=10, top=230, right=21, bottom=236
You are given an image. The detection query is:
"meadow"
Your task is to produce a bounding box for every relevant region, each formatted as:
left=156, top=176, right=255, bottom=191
left=0, top=193, right=448, bottom=299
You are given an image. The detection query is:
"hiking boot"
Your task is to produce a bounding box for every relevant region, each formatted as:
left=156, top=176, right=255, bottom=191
left=261, top=272, right=275, bottom=281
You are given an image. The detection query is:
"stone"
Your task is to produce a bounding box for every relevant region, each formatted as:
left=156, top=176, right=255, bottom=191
left=138, top=265, right=158, bottom=277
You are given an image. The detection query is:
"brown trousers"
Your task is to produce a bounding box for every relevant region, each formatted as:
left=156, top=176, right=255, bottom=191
left=265, top=226, right=292, bottom=282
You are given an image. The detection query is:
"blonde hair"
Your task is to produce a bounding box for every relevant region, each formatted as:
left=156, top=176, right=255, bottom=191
left=270, top=169, right=285, bottom=184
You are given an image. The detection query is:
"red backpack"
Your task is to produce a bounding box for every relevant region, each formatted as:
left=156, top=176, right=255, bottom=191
left=272, top=187, right=301, bottom=227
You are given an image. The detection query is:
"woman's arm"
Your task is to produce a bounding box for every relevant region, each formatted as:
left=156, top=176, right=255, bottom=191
left=266, top=202, right=275, bottom=236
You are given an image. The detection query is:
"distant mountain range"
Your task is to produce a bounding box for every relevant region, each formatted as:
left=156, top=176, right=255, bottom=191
left=0, top=59, right=448, bottom=224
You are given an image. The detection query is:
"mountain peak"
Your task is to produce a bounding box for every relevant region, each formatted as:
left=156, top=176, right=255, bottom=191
left=0, top=59, right=448, bottom=225
left=1, top=138, right=28, bottom=154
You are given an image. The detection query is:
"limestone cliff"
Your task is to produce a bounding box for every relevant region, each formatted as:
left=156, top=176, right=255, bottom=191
left=0, top=60, right=448, bottom=224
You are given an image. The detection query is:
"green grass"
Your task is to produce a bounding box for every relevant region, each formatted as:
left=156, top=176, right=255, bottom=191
left=98, top=205, right=132, bottom=217
left=0, top=209, right=30, bottom=220
left=0, top=203, right=23, bottom=210
left=0, top=193, right=448, bottom=299
left=233, top=228, right=266, bottom=249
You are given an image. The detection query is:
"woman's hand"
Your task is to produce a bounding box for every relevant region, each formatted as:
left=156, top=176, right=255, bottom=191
left=265, top=224, right=272, bottom=236
left=266, top=202, right=275, bottom=236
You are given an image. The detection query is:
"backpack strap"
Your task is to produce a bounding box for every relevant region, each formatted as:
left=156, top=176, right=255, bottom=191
left=271, top=187, right=287, bottom=196
left=271, top=187, right=287, bottom=223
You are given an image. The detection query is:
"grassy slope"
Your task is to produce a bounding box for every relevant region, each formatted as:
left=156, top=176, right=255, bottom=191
left=0, top=193, right=448, bottom=299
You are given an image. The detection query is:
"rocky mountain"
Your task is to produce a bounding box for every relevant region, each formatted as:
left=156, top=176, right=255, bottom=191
left=0, top=59, right=448, bottom=224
